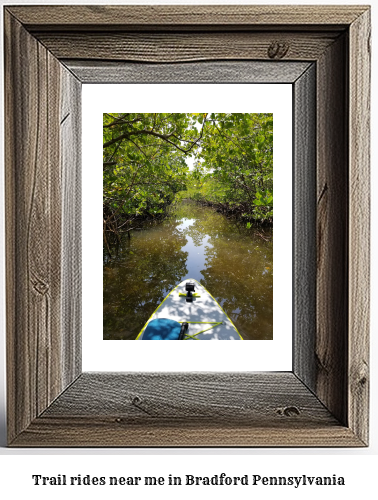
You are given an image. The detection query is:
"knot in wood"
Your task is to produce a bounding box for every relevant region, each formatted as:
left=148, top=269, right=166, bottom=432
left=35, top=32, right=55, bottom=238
left=276, top=406, right=300, bottom=417
left=33, top=280, right=49, bottom=295
left=131, top=395, right=142, bottom=406
left=268, top=42, right=289, bottom=59
left=130, top=395, right=152, bottom=415
left=354, top=361, right=368, bottom=389
left=359, top=376, right=367, bottom=387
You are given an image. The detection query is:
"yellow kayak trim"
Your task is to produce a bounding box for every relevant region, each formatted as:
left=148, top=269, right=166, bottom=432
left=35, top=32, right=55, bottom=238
left=135, top=282, right=180, bottom=340
left=135, top=279, right=243, bottom=340
left=190, top=279, right=243, bottom=341
left=178, top=321, right=223, bottom=339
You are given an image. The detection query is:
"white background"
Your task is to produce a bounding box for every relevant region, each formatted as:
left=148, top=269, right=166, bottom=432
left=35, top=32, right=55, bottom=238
left=83, top=84, right=292, bottom=371
left=0, top=0, right=377, bottom=498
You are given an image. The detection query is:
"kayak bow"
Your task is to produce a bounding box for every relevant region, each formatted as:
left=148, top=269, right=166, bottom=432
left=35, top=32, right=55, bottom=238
left=136, top=278, right=243, bottom=340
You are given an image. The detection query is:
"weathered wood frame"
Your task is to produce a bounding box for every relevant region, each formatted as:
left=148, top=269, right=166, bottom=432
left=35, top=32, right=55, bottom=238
left=4, top=5, right=370, bottom=447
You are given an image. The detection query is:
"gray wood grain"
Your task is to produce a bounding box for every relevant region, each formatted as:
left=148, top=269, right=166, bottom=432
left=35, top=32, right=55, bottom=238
left=65, top=60, right=311, bottom=84
left=7, top=5, right=367, bottom=29
left=36, top=32, right=339, bottom=63
left=348, top=8, right=371, bottom=445
left=12, top=418, right=363, bottom=448
left=41, top=373, right=335, bottom=422
left=60, top=68, right=82, bottom=387
left=4, top=11, right=80, bottom=444
left=316, top=34, right=349, bottom=426
left=293, top=64, right=316, bottom=390
left=4, top=5, right=370, bottom=447
left=12, top=373, right=363, bottom=447
left=5, top=12, right=62, bottom=441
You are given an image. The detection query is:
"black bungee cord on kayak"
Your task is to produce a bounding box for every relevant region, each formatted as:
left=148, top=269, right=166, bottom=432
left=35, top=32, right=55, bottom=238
left=178, top=322, right=189, bottom=340
left=137, top=279, right=242, bottom=340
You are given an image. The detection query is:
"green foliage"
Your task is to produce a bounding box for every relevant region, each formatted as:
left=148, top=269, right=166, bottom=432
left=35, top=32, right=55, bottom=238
left=103, top=113, right=273, bottom=253
left=103, top=113, right=206, bottom=251
left=184, top=175, right=228, bottom=204
left=195, top=113, right=273, bottom=225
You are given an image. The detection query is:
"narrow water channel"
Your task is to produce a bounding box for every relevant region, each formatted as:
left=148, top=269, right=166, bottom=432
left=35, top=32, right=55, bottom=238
left=103, top=200, right=273, bottom=340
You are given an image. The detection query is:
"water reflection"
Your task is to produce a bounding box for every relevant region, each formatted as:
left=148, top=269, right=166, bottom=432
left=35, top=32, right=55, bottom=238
left=103, top=200, right=273, bottom=340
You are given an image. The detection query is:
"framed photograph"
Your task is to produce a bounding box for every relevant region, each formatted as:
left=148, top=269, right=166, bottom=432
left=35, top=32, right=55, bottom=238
left=4, top=5, right=370, bottom=447
left=84, top=84, right=291, bottom=372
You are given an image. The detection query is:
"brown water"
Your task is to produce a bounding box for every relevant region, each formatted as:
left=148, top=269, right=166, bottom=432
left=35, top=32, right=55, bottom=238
left=103, top=200, right=273, bottom=340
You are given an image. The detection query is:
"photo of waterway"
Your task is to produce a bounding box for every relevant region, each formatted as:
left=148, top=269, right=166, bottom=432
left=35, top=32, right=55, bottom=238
left=103, top=200, right=273, bottom=340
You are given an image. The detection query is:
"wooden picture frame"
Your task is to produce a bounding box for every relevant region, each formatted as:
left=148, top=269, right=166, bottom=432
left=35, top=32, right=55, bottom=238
left=4, top=5, right=370, bottom=447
